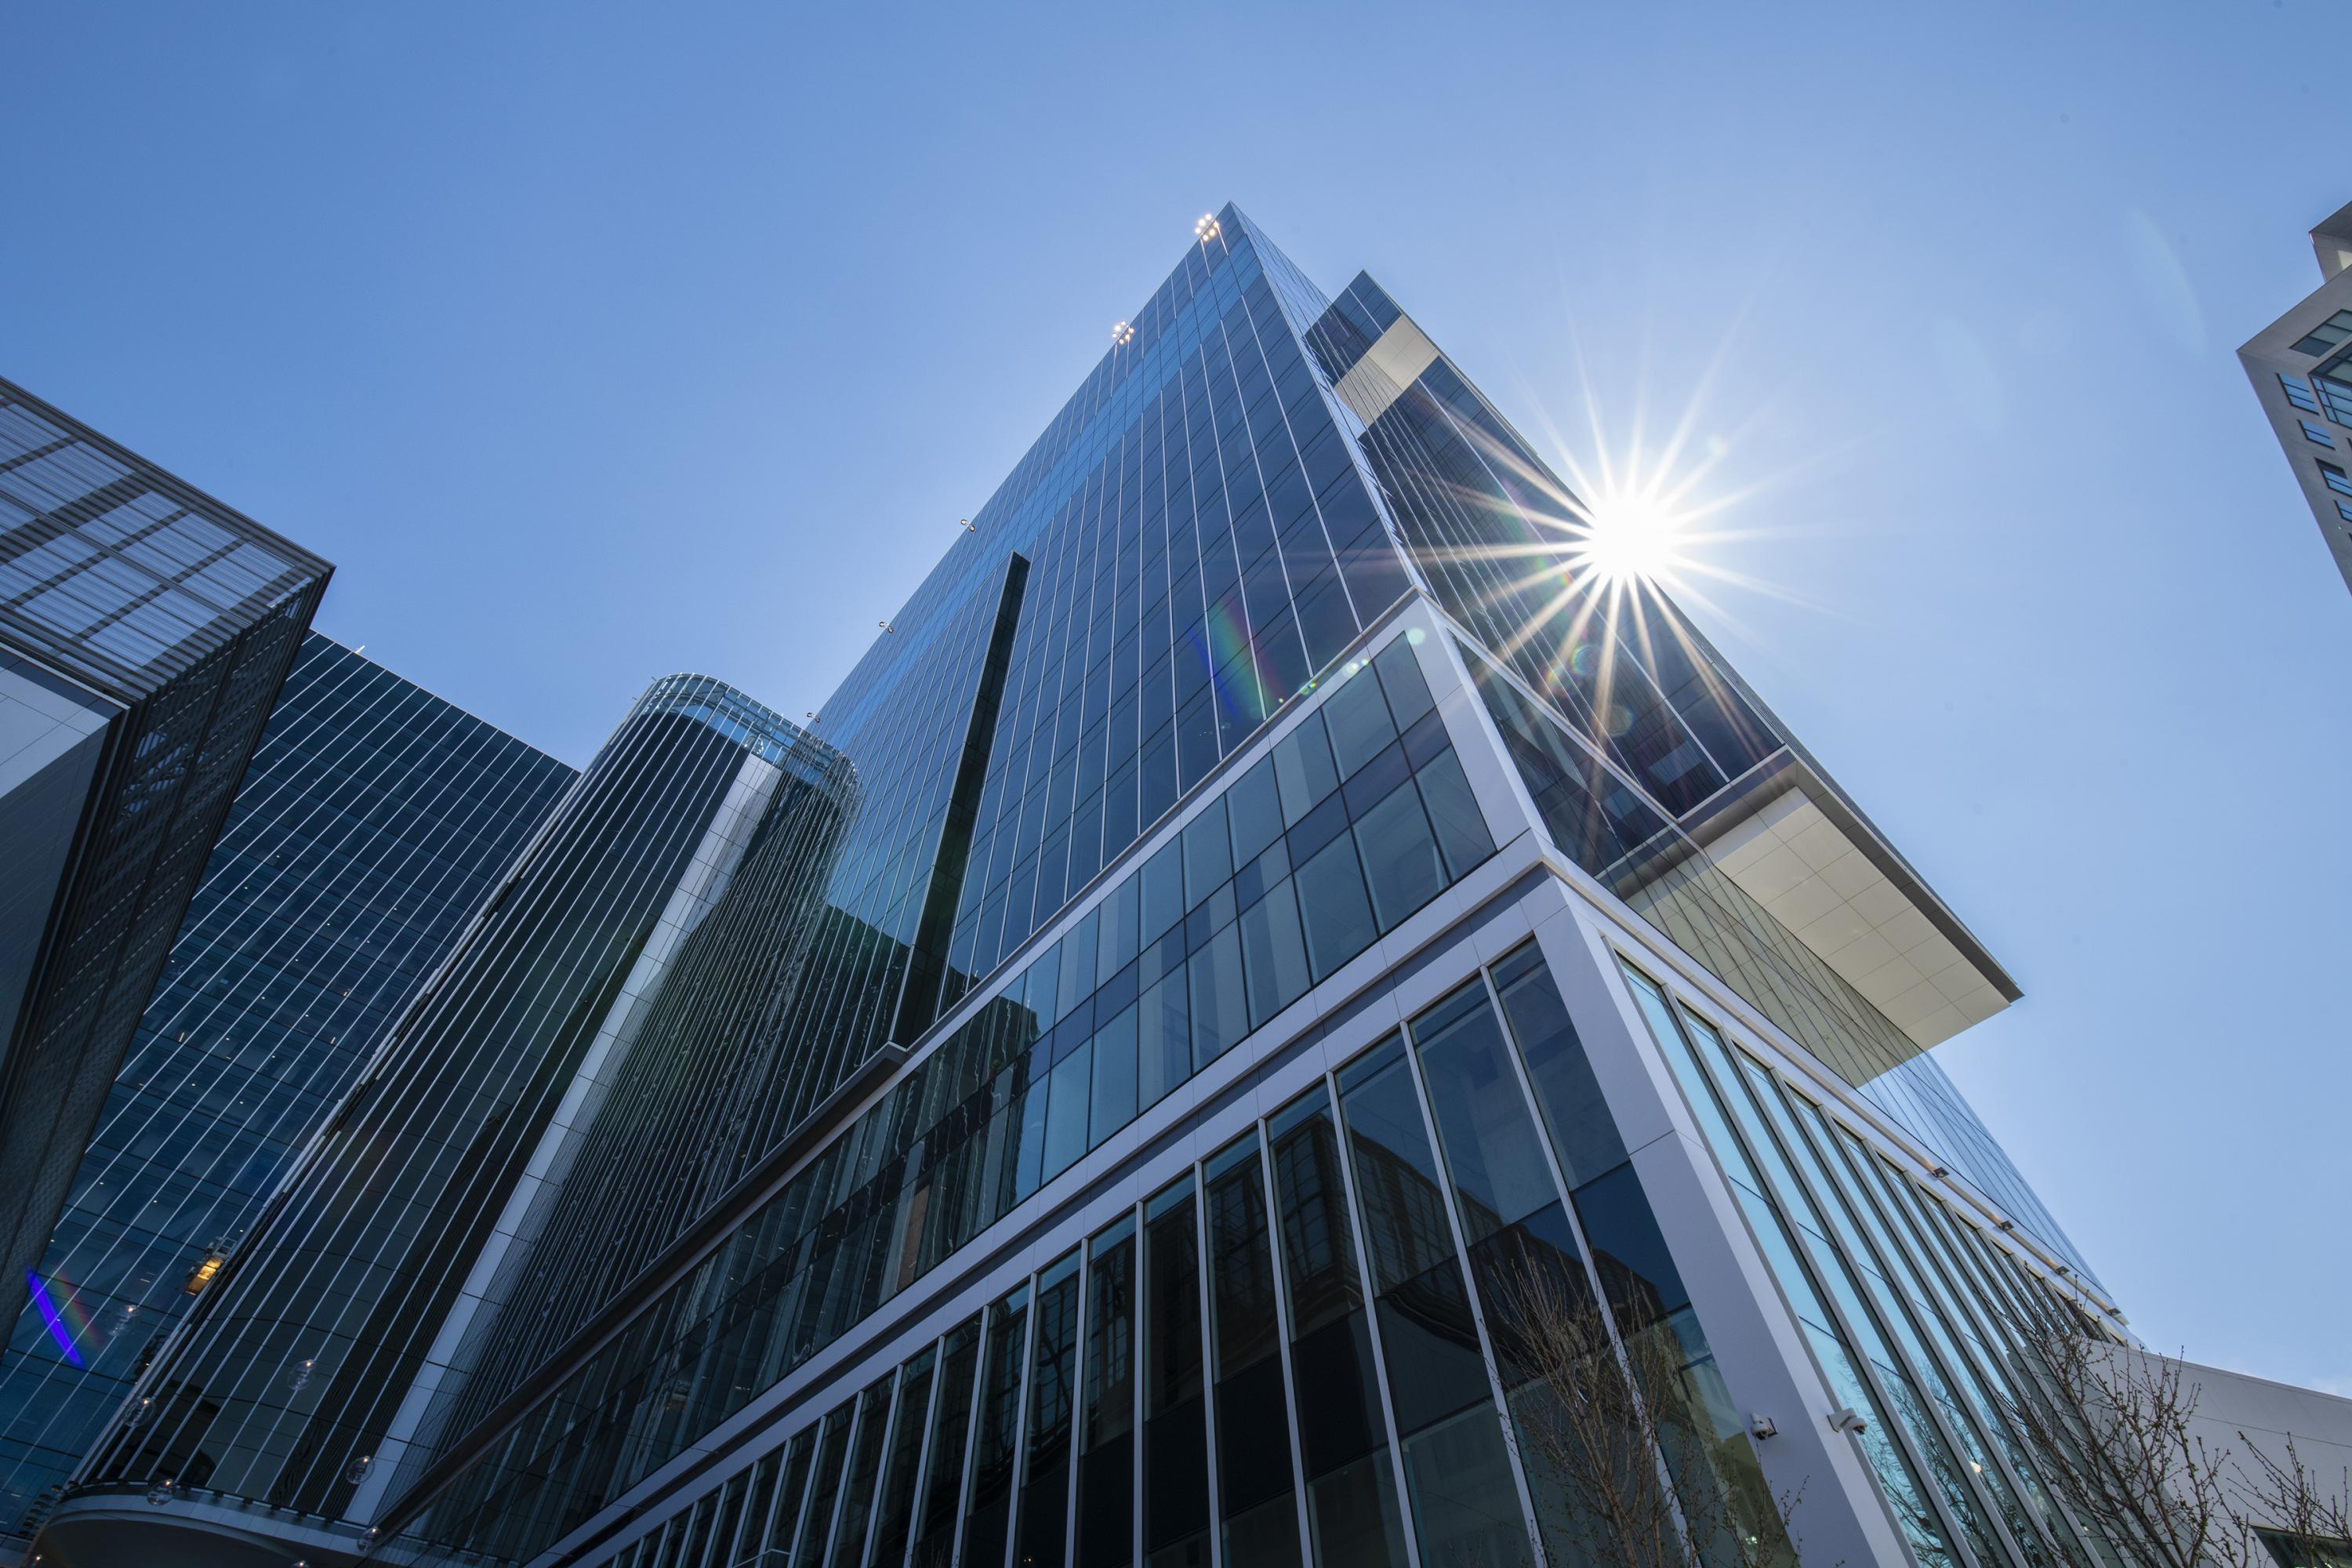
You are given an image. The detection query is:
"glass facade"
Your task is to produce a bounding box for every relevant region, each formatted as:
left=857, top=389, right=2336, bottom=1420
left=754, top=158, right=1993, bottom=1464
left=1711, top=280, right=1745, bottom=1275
left=37, top=206, right=2120, bottom=1568
left=78, top=673, right=846, bottom=1521
left=0, top=376, right=332, bottom=1383
left=399, top=631, right=1499, bottom=1560
left=581, top=931, right=2105, bottom=1568
left=1621, top=962, right=2107, bottom=1568
left=0, top=633, right=573, bottom=1543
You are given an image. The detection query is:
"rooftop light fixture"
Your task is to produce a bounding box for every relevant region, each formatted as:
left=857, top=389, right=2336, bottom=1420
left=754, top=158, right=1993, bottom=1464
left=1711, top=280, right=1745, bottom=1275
left=1112, top=321, right=1134, bottom=347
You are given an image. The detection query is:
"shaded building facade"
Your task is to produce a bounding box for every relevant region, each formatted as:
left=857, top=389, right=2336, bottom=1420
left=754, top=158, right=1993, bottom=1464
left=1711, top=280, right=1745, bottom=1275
left=0, top=633, right=574, bottom=1547
left=49, top=209, right=2120, bottom=1568
left=0, top=377, right=330, bottom=1365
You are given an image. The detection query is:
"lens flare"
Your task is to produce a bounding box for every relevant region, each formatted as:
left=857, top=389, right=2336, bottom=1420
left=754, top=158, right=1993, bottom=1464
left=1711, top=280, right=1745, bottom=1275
left=1569, top=484, right=1691, bottom=588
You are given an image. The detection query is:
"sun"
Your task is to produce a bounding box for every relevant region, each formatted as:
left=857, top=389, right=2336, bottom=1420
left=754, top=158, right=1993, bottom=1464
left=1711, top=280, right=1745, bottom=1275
left=1569, top=484, right=1691, bottom=588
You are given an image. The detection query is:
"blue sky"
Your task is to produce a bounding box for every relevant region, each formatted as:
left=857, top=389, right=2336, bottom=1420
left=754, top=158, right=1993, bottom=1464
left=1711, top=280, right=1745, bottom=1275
left=6, top=2, right=2345, bottom=1393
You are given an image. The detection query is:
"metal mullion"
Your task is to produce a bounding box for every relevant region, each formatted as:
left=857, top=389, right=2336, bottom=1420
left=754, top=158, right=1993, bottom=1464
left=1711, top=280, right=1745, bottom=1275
left=1684, top=1016, right=1987, bottom=1568
left=1249, top=1118, right=1316, bottom=1562
left=1188, top=1166, right=1225, bottom=1568
left=71, top=655, right=495, bottom=1330
left=994, top=1283, right=1043, bottom=1568
left=1473, top=960, right=1703, bottom=1562
left=1129, top=1199, right=1146, bottom=1568
left=889, top=1330, right=949, bottom=1568
left=1317, top=1061, right=1425, bottom=1568
left=1773, top=1087, right=2038, bottom=1568
left=1388, top=1026, right=1548, bottom=1566
left=852, top=1367, right=908, bottom=1568
left=1213, top=288, right=1321, bottom=637
left=375, top=709, right=735, bottom=1430
left=1849, top=1142, right=2093, bottom=1568
left=728, top=1446, right=784, bottom=1568
left=817, top=1382, right=883, bottom=1568
left=1055, top=1238, right=1090, bottom=1568
left=313, top=709, right=706, bottom=1492
left=1903, top=1185, right=2116, bottom=1537
left=776, top=1427, right=826, bottom=1564
left=299, top=710, right=729, bottom=1495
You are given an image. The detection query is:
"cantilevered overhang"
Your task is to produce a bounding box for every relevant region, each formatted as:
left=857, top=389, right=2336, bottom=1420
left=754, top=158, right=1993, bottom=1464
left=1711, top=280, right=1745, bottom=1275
left=1682, top=751, right=2020, bottom=1052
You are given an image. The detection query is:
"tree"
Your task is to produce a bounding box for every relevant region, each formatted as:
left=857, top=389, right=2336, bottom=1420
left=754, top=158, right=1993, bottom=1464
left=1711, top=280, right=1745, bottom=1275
left=1490, top=1258, right=1807, bottom=1568
left=2230, top=1434, right=2352, bottom=1568
left=1997, top=1312, right=2352, bottom=1568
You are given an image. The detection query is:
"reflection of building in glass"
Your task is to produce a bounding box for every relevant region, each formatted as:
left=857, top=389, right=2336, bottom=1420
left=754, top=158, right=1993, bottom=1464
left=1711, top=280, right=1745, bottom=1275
left=0, top=633, right=573, bottom=1549
left=45, top=209, right=2140, bottom=1568
left=0, top=378, right=330, bottom=1429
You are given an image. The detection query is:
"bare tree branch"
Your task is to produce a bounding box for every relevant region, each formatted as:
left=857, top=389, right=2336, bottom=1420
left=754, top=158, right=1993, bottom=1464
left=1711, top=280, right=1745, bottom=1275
left=1487, top=1257, right=1811, bottom=1568
left=1994, top=1318, right=2252, bottom=1568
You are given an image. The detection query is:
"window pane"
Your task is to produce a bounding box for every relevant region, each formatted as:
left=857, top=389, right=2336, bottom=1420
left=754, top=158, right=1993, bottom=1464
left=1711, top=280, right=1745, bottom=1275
left=1398, top=1404, right=1527, bottom=1568
left=1188, top=923, right=1248, bottom=1069
left=963, top=1288, right=1034, bottom=1566
left=826, top=1376, right=895, bottom=1568
left=1272, top=712, right=1338, bottom=825
left=1138, top=967, right=1189, bottom=1111
left=1206, top=1139, right=1301, bottom=1567
left=1324, top=666, right=1397, bottom=777
left=1090, top=1004, right=1138, bottom=1147
left=909, top=1319, right=981, bottom=1568
left=1016, top=1254, right=1084, bottom=1568
left=1145, top=1180, right=1210, bottom=1565
left=1080, top=1221, right=1138, bottom=1568
left=1352, top=786, right=1445, bottom=933
left=1294, top=836, right=1377, bottom=982
left=866, top=1349, right=935, bottom=1568
left=1239, top=879, right=1311, bottom=1025
left=1413, top=750, right=1494, bottom=879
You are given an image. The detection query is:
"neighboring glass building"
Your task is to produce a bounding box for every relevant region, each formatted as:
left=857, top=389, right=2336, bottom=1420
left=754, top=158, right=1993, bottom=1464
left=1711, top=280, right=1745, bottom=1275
left=2240, top=196, right=2352, bottom=594
left=45, top=209, right=2124, bottom=1568
left=0, top=377, right=331, bottom=1367
left=0, top=632, right=574, bottom=1549
left=59, top=673, right=851, bottom=1542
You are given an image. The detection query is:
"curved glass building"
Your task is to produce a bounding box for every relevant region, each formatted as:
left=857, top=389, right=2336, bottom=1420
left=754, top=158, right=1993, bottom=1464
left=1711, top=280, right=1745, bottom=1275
left=40, top=208, right=2119, bottom=1568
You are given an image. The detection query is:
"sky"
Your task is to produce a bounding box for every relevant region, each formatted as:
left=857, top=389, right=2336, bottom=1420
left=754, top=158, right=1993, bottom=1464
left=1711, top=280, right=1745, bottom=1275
left=5, top=2, right=2346, bottom=1396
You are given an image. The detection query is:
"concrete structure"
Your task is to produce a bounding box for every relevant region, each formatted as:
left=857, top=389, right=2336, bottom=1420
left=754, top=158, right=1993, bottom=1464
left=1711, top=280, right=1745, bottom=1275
left=2238, top=198, right=2352, bottom=593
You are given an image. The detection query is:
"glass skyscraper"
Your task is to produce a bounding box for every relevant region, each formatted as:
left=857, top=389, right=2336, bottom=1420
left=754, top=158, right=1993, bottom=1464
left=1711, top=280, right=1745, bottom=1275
left=0, top=632, right=574, bottom=1549
left=0, top=377, right=331, bottom=1373
left=40, top=208, right=2122, bottom=1568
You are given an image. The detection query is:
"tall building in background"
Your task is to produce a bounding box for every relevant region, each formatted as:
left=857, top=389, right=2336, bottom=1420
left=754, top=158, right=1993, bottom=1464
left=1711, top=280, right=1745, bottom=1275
left=2240, top=197, right=2352, bottom=593
left=0, top=378, right=330, bottom=1352
left=0, top=633, right=574, bottom=1552
left=52, top=674, right=852, bottom=1563
left=48, top=209, right=2123, bottom=1568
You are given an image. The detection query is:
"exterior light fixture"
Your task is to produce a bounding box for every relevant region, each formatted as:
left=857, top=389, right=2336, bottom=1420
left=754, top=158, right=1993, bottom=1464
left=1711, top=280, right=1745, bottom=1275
left=1195, top=214, right=1221, bottom=241
left=1111, top=321, right=1134, bottom=346
left=878, top=620, right=894, bottom=633
left=183, top=1250, right=226, bottom=1294
left=961, top=518, right=975, bottom=532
